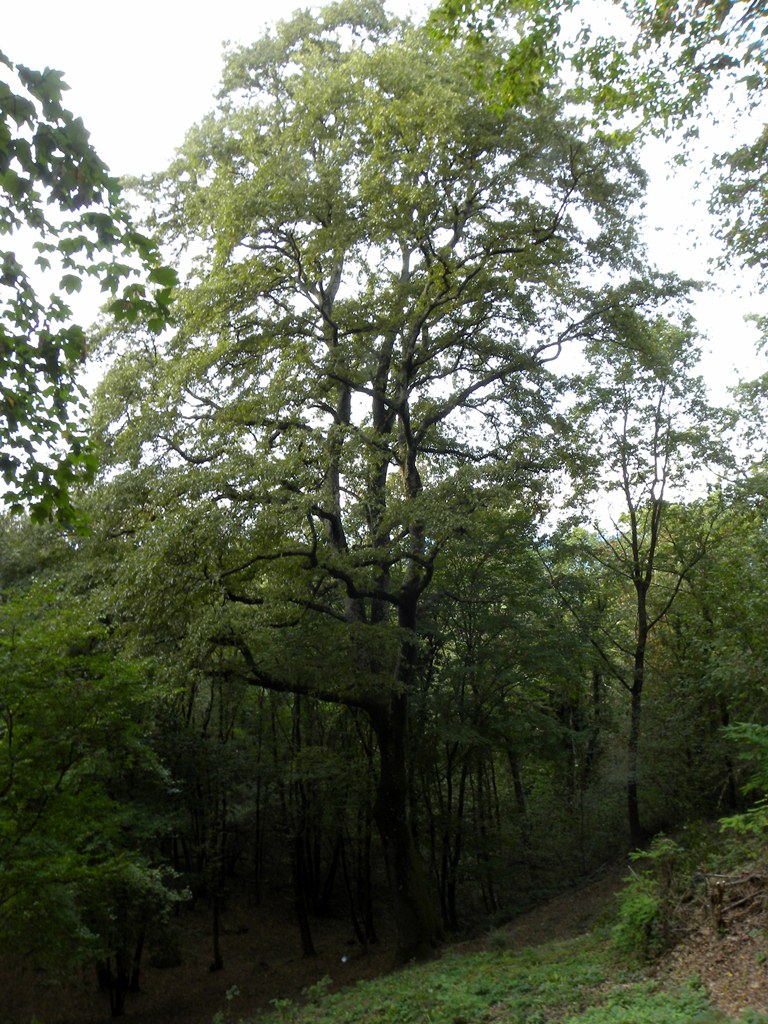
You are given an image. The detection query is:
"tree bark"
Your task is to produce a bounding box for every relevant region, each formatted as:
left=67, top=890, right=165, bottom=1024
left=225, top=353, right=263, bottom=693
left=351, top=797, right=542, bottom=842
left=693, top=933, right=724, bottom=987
left=627, top=612, right=648, bottom=850
left=370, top=690, right=442, bottom=963
left=627, top=680, right=644, bottom=849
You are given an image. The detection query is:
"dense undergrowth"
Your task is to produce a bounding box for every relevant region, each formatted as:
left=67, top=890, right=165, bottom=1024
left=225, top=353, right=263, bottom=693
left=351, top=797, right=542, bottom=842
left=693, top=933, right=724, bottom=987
left=213, top=931, right=765, bottom=1024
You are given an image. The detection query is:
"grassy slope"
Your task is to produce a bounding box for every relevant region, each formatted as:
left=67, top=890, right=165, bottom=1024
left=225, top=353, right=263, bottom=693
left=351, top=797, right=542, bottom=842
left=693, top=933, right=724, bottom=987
left=226, top=929, right=768, bottom=1024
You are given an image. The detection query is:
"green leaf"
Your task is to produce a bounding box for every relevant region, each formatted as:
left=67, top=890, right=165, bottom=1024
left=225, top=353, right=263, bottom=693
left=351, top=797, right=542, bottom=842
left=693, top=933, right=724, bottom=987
left=59, top=273, right=82, bottom=294
left=148, top=265, right=179, bottom=288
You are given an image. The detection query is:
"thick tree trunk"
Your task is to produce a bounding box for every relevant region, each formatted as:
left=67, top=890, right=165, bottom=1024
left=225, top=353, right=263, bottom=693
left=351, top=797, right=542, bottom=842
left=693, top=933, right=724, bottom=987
left=106, top=951, right=129, bottom=1017
left=371, top=691, right=442, bottom=963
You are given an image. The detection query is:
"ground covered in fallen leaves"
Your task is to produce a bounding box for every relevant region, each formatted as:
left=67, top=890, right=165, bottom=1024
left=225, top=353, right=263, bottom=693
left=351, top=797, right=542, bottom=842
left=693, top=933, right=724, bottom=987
left=653, top=864, right=768, bottom=1018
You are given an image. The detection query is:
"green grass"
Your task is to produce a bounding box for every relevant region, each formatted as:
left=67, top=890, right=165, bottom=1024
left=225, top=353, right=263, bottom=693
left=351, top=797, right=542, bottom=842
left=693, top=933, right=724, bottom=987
left=216, top=929, right=768, bottom=1024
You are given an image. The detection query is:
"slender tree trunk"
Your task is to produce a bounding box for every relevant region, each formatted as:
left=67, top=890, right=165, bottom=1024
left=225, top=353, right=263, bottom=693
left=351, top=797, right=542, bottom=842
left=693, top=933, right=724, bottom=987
left=317, top=833, right=342, bottom=916
left=719, top=699, right=741, bottom=811
left=359, top=810, right=377, bottom=945
left=474, top=762, right=499, bottom=913
left=583, top=667, right=603, bottom=786
left=627, top=612, right=648, bottom=849
left=252, top=691, right=266, bottom=906
left=507, top=748, right=527, bottom=815
left=289, top=695, right=316, bottom=956
left=627, top=682, right=644, bottom=848
left=129, top=932, right=144, bottom=992
left=210, top=894, right=224, bottom=971
left=444, top=759, right=468, bottom=932
left=340, top=833, right=368, bottom=950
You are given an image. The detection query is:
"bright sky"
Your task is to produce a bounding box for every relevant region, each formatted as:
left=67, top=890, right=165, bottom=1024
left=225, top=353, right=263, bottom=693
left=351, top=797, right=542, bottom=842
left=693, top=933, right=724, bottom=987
left=2, top=0, right=430, bottom=176
left=3, top=0, right=766, bottom=403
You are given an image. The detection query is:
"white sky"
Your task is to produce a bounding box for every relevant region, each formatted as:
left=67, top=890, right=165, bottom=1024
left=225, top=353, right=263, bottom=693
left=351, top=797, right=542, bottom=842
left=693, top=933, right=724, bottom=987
left=2, top=0, right=430, bottom=176
left=3, top=0, right=766, bottom=404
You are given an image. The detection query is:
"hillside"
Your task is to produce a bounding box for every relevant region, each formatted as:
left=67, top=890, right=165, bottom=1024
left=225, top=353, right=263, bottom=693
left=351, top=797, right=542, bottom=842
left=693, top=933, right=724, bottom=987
left=4, top=852, right=768, bottom=1023
left=245, top=855, right=768, bottom=1024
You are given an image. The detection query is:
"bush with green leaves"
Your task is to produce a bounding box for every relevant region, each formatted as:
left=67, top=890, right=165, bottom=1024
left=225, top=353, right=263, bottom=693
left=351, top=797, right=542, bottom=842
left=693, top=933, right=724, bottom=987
left=612, top=835, right=690, bottom=961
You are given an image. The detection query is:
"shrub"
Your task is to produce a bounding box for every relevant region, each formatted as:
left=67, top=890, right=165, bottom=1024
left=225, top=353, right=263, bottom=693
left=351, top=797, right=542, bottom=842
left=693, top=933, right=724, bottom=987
left=612, top=835, right=687, bottom=961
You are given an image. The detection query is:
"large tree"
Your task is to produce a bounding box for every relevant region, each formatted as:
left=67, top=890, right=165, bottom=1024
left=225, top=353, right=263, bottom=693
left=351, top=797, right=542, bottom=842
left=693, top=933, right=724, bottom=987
left=95, top=0, right=682, bottom=960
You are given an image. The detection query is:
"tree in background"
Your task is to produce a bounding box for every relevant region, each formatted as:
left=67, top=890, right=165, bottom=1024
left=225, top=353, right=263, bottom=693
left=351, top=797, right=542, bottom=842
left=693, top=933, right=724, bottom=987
left=634, top=495, right=754, bottom=820
left=558, top=320, right=731, bottom=846
left=0, top=53, right=175, bottom=525
left=410, top=506, right=604, bottom=925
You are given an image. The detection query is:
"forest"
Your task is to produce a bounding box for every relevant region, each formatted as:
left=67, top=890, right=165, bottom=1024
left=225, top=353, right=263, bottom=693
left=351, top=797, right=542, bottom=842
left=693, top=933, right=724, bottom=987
left=2, top=0, right=768, bottom=1019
